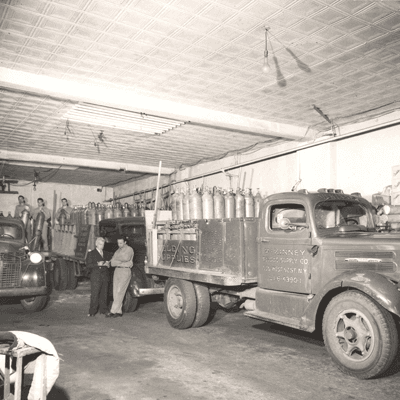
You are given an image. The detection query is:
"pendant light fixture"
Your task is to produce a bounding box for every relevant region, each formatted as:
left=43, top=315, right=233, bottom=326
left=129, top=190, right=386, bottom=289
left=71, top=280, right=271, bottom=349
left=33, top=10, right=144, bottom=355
left=262, top=28, right=271, bottom=73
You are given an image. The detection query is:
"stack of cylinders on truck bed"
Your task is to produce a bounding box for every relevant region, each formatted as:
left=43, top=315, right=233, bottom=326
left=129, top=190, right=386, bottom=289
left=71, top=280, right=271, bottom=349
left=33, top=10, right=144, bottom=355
left=168, top=186, right=263, bottom=221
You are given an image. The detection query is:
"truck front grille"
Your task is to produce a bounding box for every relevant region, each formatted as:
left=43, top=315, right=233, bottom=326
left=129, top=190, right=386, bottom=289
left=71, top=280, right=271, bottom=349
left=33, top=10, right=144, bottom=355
left=0, top=252, right=26, bottom=288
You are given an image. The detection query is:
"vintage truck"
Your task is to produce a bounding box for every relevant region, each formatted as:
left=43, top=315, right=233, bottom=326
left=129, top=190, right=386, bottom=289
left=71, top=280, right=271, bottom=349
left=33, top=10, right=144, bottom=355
left=0, top=216, right=50, bottom=311
left=141, top=188, right=400, bottom=380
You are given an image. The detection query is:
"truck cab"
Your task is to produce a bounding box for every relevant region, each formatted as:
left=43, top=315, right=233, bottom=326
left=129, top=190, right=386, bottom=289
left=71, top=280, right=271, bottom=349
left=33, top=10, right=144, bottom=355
left=0, top=217, right=50, bottom=311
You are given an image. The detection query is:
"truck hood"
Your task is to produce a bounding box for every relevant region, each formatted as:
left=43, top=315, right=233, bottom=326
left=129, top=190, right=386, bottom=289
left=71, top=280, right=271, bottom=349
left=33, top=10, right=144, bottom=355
left=315, top=231, right=400, bottom=281
left=316, top=231, right=400, bottom=248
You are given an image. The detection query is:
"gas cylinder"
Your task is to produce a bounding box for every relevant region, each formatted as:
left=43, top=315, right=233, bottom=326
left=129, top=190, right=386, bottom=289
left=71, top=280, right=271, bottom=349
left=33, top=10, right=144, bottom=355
left=70, top=207, right=76, bottom=225
left=213, top=188, right=225, bottom=219
left=21, top=209, right=30, bottom=229
left=83, top=203, right=90, bottom=225
left=123, top=203, right=130, bottom=218
left=225, top=189, right=235, bottom=218
left=130, top=203, right=138, bottom=217
left=170, top=191, right=178, bottom=221
left=59, top=210, right=67, bottom=226
left=235, top=188, right=245, bottom=218
left=95, top=203, right=104, bottom=224
left=139, top=203, right=146, bottom=217
left=244, top=188, right=255, bottom=218
left=254, top=189, right=263, bottom=218
left=105, top=205, right=114, bottom=219
left=32, top=211, right=45, bottom=251
left=190, top=188, right=203, bottom=220
left=182, top=189, right=190, bottom=220
left=88, top=202, right=96, bottom=225
left=176, top=190, right=184, bottom=220
left=202, top=188, right=213, bottom=219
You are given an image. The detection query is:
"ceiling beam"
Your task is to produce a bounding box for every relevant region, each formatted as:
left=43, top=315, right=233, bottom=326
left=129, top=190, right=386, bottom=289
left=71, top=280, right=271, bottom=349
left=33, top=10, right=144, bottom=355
left=0, top=150, right=174, bottom=175
left=0, top=67, right=311, bottom=141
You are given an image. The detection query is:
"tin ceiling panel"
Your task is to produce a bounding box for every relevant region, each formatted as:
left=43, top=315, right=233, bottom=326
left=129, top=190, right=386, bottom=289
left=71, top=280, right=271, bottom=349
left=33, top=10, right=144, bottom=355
left=0, top=0, right=400, bottom=187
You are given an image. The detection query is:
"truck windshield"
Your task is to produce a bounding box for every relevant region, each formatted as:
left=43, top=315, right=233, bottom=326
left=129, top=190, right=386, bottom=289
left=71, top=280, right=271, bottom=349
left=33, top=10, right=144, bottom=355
left=0, top=223, right=23, bottom=240
left=314, top=200, right=371, bottom=231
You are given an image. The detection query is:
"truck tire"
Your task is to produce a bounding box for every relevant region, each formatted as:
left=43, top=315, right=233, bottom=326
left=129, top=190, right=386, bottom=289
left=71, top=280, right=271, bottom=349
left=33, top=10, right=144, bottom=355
left=20, top=295, right=49, bottom=312
left=323, top=290, right=398, bottom=379
left=66, top=261, right=78, bottom=290
left=122, top=289, right=139, bottom=313
left=57, top=258, right=68, bottom=291
left=122, top=267, right=145, bottom=313
left=192, top=283, right=211, bottom=328
left=53, top=259, right=61, bottom=290
left=164, top=278, right=196, bottom=329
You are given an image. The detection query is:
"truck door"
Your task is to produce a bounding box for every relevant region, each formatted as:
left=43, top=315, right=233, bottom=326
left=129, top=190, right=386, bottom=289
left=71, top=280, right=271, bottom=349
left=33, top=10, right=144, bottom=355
left=258, top=201, right=312, bottom=294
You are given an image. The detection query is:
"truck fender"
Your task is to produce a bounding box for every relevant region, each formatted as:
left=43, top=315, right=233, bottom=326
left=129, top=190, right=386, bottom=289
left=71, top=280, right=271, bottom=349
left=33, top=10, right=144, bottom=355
left=301, top=271, right=400, bottom=332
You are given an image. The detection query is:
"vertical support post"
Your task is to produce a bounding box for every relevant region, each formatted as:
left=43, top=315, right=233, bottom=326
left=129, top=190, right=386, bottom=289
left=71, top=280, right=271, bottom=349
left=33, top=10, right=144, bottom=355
left=14, top=355, right=23, bottom=400
left=4, top=355, right=10, bottom=399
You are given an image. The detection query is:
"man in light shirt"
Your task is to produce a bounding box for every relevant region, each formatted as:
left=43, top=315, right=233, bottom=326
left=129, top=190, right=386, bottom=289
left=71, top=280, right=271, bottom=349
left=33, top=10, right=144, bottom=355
left=106, top=236, right=134, bottom=318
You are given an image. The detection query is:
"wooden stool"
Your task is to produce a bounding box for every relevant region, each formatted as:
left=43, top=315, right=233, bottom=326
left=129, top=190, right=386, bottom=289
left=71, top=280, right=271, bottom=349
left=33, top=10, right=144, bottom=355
left=0, top=345, right=47, bottom=400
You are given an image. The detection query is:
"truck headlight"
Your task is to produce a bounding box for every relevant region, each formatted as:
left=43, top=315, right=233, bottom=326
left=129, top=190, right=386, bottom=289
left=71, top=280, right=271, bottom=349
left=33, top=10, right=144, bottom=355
left=30, top=252, right=43, bottom=264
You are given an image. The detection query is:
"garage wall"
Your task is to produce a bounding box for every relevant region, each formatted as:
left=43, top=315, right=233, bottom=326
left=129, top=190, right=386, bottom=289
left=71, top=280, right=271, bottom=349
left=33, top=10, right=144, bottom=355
left=113, top=124, right=400, bottom=204
left=1, top=181, right=113, bottom=218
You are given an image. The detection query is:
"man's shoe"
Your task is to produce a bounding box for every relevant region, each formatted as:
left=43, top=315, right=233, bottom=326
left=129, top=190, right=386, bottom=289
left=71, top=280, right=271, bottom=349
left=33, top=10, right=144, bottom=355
left=105, top=312, right=114, bottom=318
left=111, top=313, right=122, bottom=318
left=88, top=314, right=95, bottom=317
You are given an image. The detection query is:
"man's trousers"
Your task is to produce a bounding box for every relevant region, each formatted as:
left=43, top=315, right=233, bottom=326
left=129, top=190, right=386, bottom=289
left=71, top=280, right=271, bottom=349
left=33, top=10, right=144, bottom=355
left=110, top=267, right=131, bottom=314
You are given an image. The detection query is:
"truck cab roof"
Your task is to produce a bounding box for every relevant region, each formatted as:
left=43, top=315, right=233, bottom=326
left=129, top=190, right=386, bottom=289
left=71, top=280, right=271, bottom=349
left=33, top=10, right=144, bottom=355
left=266, top=190, right=372, bottom=209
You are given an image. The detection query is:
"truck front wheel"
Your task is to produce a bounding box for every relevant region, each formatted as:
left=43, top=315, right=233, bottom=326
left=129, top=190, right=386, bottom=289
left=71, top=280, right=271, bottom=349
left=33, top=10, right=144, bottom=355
left=164, top=278, right=196, bottom=329
left=20, top=295, right=49, bottom=312
left=323, top=291, right=398, bottom=379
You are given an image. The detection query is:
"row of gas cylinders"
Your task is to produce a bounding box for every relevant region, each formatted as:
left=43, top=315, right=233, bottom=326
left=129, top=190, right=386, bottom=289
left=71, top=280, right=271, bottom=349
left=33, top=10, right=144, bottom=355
left=59, top=202, right=145, bottom=227
left=170, top=187, right=263, bottom=221
left=52, top=225, right=79, bottom=256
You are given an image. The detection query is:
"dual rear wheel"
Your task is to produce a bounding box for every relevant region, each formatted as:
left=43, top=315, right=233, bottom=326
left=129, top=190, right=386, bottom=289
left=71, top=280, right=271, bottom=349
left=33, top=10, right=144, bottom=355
left=164, top=278, right=210, bottom=329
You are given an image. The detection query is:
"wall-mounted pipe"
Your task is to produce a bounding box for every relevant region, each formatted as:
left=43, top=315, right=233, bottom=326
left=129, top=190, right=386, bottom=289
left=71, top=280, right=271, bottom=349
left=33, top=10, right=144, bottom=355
left=112, top=118, right=400, bottom=201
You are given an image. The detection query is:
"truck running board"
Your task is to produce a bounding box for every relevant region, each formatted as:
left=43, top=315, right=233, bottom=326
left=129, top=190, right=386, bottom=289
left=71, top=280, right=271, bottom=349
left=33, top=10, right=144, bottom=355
left=244, top=309, right=303, bottom=330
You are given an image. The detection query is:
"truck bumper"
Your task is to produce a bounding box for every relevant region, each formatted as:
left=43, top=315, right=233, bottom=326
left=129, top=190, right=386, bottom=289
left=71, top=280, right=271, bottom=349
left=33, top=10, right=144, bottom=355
left=133, top=287, right=165, bottom=297
left=0, top=286, right=49, bottom=297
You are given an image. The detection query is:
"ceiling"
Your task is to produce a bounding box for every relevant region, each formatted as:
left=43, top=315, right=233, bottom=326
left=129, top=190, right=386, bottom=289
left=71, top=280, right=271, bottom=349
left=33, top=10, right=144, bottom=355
left=1, top=0, right=400, bottom=187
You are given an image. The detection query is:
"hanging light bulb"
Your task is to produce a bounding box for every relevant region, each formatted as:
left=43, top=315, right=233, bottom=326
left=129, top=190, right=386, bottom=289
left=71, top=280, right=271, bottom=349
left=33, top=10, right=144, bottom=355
left=262, top=28, right=270, bottom=73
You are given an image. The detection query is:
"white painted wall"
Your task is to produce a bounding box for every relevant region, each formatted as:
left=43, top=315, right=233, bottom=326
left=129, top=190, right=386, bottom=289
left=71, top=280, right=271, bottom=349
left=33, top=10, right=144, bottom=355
left=113, top=121, right=400, bottom=204
left=0, top=180, right=113, bottom=218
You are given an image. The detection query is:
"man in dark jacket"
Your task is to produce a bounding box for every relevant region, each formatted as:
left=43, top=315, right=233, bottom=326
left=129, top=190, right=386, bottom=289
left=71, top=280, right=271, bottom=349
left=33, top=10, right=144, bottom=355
left=86, top=237, right=111, bottom=317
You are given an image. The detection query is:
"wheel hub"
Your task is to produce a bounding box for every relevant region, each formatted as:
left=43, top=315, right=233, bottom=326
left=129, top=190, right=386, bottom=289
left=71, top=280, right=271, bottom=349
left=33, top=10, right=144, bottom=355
left=335, top=310, right=374, bottom=362
left=167, top=285, right=183, bottom=319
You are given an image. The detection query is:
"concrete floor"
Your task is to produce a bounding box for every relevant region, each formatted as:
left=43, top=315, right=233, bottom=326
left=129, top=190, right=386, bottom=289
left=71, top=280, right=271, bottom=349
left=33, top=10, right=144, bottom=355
left=1, top=281, right=400, bottom=400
